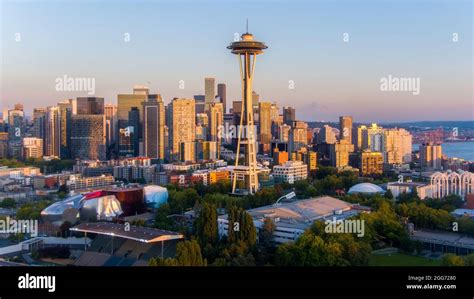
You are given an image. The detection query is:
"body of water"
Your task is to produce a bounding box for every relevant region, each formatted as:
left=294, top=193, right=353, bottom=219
left=413, top=142, right=474, bottom=161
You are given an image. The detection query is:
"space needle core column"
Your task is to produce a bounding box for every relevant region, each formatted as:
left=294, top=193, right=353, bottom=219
left=227, top=29, right=267, bottom=195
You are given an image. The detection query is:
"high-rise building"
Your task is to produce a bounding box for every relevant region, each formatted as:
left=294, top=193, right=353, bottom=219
left=289, top=121, right=308, bottom=153
left=360, top=123, right=383, bottom=151
left=317, top=125, right=337, bottom=144
left=279, top=124, right=291, bottom=142
left=0, top=133, right=8, bottom=158
left=339, top=116, right=353, bottom=144
left=58, top=100, right=73, bottom=159
left=302, top=151, right=317, bottom=172
left=14, top=103, right=24, bottom=111
left=104, top=104, right=118, bottom=154
left=142, top=95, right=165, bottom=160
left=217, top=83, right=227, bottom=114
left=117, top=86, right=148, bottom=141
left=419, top=143, right=442, bottom=170
left=382, top=128, right=412, bottom=164
left=7, top=109, right=23, bottom=143
left=75, top=97, right=104, bottom=115
left=329, top=140, right=354, bottom=168
left=170, top=98, right=195, bottom=161
left=32, top=108, right=47, bottom=138
left=252, top=91, right=260, bottom=107
left=179, top=142, right=195, bottom=162
left=194, top=95, right=206, bottom=114
left=204, top=77, right=215, bottom=112
left=283, top=107, right=295, bottom=126
left=23, top=137, right=43, bottom=159
left=195, top=140, right=218, bottom=161
left=44, top=106, right=60, bottom=157
left=71, top=114, right=106, bottom=160
left=258, top=102, right=272, bottom=149
left=359, top=151, right=383, bottom=175
left=208, top=102, right=224, bottom=143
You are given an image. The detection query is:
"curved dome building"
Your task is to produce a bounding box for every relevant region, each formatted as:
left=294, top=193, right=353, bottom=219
left=41, top=194, right=83, bottom=225
left=348, top=183, right=385, bottom=195
left=144, top=185, right=168, bottom=209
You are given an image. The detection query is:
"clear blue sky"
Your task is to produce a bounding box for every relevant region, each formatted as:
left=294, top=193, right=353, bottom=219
left=1, top=0, right=472, bottom=122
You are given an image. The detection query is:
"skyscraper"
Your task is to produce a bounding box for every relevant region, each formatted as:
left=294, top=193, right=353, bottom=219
left=283, top=107, right=295, bottom=126
left=170, top=98, right=195, bottom=161
left=71, top=114, right=106, bottom=160
left=142, top=95, right=165, bottom=161
left=117, top=86, right=148, bottom=143
left=361, top=123, right=383, bottom=151
left=58, top=100, right=73, bottom=159
left=329, top=140, right=354, bottom=168
left=258, top=102, right=272, bottom=147
left=382, top=128, right=412, bottom=164
left=204, top=77, right=215, bottom=112
left=75, top=97, right=105, bottom=115
left=44, top=106, right=60, bottom=157
left=339, top=116, right=353, bottom=144
left=104, top=103, right=118, bottom=155
left=208, top=102, right=224, bottom=143
left=419, top=143, right=442, bottom=170
left=33, top=108, right=47, bottom=139
left=289, top=121, right=308, bottom=153
left=317, top=125, right=337, bottom=144
left=227, top=29, right=267, bottom=194
left=217, top=83, right=227, bottom=113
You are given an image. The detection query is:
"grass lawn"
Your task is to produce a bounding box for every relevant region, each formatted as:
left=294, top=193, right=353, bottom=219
left=369, top=253, right=442, bottom=266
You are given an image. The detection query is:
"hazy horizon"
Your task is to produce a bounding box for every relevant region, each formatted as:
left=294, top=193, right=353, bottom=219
left=1, top=0, right=473, bottom=122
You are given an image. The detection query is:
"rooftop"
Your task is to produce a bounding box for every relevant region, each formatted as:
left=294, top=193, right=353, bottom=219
left=220, top=196, right=361, bottom=230
left=70, top=222, right=184, bottom=243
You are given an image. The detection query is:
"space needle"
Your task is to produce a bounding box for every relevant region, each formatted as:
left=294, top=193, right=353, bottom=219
left=227, top=23, right=267, bottom=195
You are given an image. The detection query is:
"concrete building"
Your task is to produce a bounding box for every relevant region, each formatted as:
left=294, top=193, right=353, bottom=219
left=339, top=116, right=353, bottom=144
left=71, top=115, right=106, bottom=160
left=382, top=128, right=412, bottom=164
left=359, top=151, right=383, bottom=176
left=142, top=96, right=165, bottom=161
left=23, top=137, right=43, bottom=159
left=387, top=181, right=433, bottom=200
left=218, top=196, right=365, bottom=243
left=273, top=160, right=308, bottom=183
left=330, top=140, right=354, bottom=168
left=44, top=106, right=60, bottom=157
left=217, top=83, right=227, bottom=113
left=420, top=143, right=443, bottom=170
left=283, top=107, right=295, bottom=126
left=170, top=98, right=195, bottom=161
left=204, top=77, right=215, bottom=112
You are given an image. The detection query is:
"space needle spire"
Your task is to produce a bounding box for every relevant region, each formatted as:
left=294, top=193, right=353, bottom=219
left=227, top=25, right=268, bottom=195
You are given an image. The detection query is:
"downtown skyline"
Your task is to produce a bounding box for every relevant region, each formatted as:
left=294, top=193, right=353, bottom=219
left=1, top=0, right=473, bottom=122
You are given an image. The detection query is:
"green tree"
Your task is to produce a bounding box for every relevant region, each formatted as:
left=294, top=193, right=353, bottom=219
left=194, top=202, right=218, bottom=246
left=259, top=217, right=275, bottom=248
left=227, top=207, right=257, bottom=248
left=0, top=198, right=16, bottom=209
left=176, top=240, right=206, bottom=266
left=384, top=190, right=393, bottom=200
